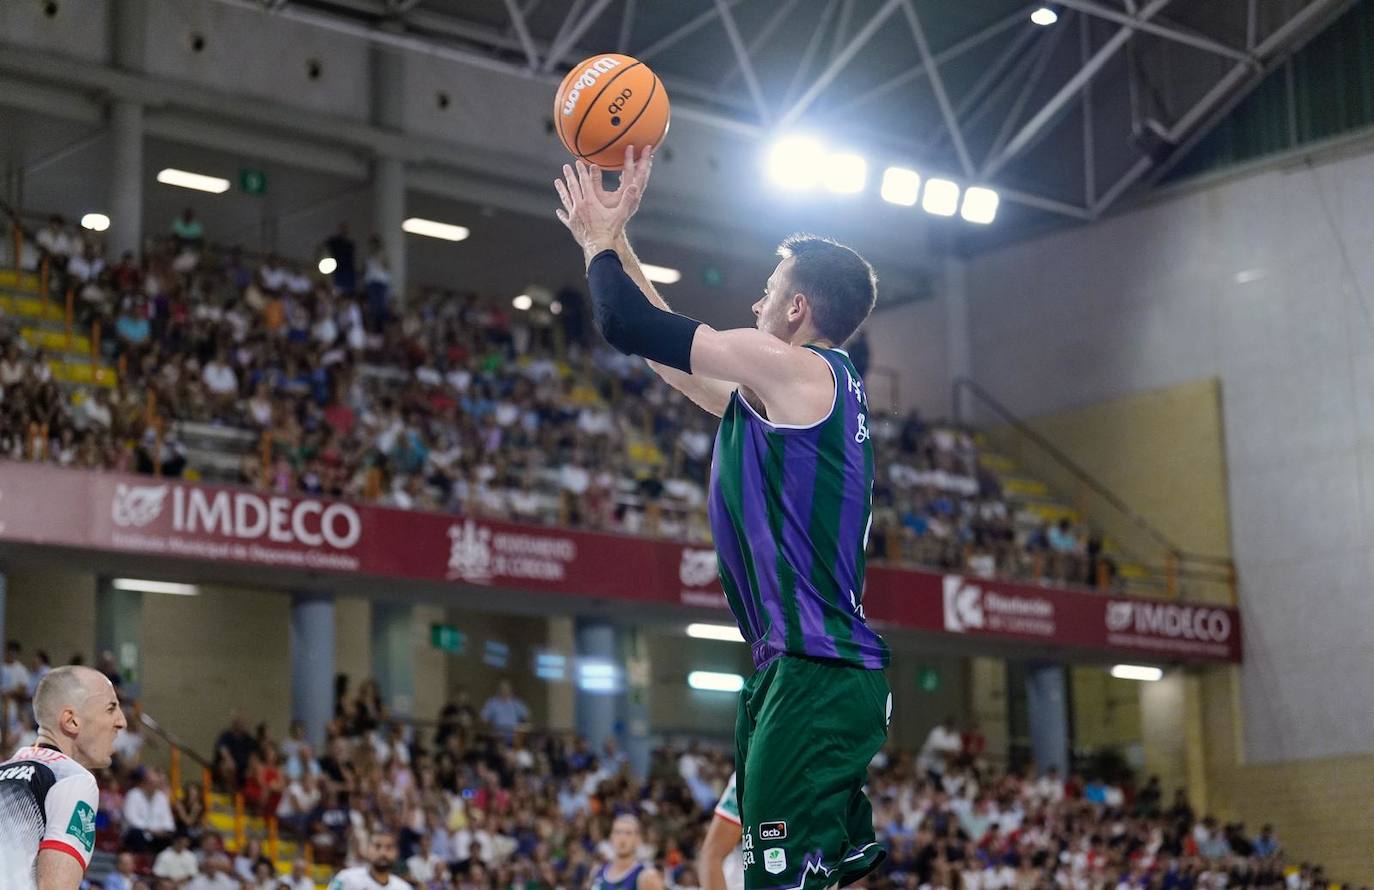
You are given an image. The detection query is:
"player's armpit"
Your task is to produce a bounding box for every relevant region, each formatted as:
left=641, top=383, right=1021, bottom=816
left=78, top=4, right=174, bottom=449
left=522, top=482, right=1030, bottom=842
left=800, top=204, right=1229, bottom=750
left=646, top=360, right=734, bottom=417
left=689, top=327, right=834, bottom=424
left=36, top=847, right=85, bottom=890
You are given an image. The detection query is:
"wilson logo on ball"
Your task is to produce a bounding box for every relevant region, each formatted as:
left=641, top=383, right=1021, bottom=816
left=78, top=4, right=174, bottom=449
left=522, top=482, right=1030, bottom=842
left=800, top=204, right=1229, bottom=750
left=561, top=56, right=622, bottom=117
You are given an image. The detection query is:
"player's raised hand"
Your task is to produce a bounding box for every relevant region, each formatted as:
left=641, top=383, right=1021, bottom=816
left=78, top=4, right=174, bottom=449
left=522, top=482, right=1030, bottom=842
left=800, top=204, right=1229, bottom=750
left=554, top=159, right=640, bottom=255
left=587, top=145, right=654, bottom=217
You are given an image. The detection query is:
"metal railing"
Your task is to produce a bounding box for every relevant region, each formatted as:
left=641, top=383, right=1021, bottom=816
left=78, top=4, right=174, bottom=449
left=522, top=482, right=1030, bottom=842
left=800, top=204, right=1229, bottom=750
left=953, top=377, right=1236, bottom=605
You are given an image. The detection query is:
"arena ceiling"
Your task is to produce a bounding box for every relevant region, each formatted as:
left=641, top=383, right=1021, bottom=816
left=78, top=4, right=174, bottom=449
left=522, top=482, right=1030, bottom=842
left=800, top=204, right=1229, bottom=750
left=249, top=0, right=1355, bottom=237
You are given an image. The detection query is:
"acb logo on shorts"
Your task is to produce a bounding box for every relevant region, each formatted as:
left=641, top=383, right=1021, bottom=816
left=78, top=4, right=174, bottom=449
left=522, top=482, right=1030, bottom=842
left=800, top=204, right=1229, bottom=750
left=759, top=821, right=787, bottom=841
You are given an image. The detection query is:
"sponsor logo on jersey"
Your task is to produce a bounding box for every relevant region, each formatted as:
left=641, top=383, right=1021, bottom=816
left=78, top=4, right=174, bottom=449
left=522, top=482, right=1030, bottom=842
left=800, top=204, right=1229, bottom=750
left=111, top=483, right=168, bottom=527
left=759, top=821, right=787, bottom=841
left=0, top=765, right=34, bottom=782
left=764, top=848, right=787, bottom=875
left=67, top=800, right=96, bottom=852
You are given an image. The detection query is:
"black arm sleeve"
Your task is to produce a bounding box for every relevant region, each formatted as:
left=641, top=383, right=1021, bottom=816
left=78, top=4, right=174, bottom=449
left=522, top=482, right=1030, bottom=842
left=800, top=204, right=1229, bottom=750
left=587, top=249, right=702, bottom=374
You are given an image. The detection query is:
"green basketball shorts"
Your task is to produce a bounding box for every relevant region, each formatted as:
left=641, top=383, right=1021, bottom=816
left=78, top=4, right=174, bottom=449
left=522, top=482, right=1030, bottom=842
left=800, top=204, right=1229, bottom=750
left=734, top=656, right=891, bottom=890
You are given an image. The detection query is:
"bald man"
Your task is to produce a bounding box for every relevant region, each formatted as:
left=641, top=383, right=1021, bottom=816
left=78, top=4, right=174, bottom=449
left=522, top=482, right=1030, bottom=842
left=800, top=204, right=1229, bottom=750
left=0, top=665, right=126, bottom=890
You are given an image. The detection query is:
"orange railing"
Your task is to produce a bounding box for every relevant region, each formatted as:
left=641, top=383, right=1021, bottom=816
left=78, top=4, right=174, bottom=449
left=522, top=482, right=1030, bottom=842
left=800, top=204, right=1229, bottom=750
left=233, top=793, right=246, bottom=849
left=64, top=286, right=74, bottom=352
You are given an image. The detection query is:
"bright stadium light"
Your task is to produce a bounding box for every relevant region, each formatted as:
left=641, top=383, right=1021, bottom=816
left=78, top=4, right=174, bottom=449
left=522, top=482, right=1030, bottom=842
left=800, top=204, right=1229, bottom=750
left=767, top=135, right=826, bottom=189
left=318, top=256, right=338, bottom=275
left=550, top=300, right=563, bottom=315
left=81, top=213, right=110, bottom=232
left=1111, top=664, right=1164, bottom=682
left=823, top=152, right=868, bottom=194
left=402, top=217, right=470, bottom=241
left=688, top=671, right=745, bottom=693
left=1031, top=6, right=1059, bottom=25
left=880, top=167, right=922, bottom=206
left=641, top=263, right=681, bottom=284
left=686, top=623, right=745, bottom=643
left=922, top=178, right=961, bottom=217
left=112, top=578, right=200, bottom=596
left=156, top=168, right=230, bottom=193
left=961, top=187, right=1000, bottom=224
left=512, top=294, right=533, bottom=311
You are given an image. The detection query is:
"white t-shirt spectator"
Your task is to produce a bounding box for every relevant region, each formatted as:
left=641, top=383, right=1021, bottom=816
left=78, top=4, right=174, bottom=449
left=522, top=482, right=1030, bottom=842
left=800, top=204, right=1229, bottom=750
left=918, top=725, right=962, bottom=776
left=81, top=396, right=112, bottom=431
left=560, top=465, right=591, bottom=495
left=451, top=827, right=496, bottom=865
left=153, top=845, right=200, bottom=882
left=124, top=785, right=176, bottom=833
left=35, top=225, right=75, bottom=259
left=406, top=849, right=443, bottom=884
left=112, top=728, right=145, bottom=765
left=66, top=253, right=104, bottom=283
left=202, top=360, right=239, bottom=396
left=259, top=264, right=289, bottom=292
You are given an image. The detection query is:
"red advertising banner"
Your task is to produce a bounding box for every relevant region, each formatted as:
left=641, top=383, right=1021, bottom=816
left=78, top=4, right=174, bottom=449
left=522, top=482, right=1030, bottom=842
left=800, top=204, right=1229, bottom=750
left=0, top=463, right=1241, bottom=662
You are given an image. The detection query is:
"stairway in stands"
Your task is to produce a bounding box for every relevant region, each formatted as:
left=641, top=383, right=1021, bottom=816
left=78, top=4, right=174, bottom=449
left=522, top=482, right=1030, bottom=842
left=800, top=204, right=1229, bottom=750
left=975, top=437, right=1151, bottom=590
left=204, top=789, right=334, bottom=886
left=0, top=269, right=117, bottom=389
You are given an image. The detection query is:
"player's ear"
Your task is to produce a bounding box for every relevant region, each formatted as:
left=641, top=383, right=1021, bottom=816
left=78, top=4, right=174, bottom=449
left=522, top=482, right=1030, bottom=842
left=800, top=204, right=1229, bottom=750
left=788, top=292, right=808, bottom=323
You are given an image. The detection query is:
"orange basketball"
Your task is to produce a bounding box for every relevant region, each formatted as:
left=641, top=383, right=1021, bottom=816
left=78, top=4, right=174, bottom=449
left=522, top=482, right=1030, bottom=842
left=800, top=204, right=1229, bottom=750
left=554, top=53, right=670, bottom=171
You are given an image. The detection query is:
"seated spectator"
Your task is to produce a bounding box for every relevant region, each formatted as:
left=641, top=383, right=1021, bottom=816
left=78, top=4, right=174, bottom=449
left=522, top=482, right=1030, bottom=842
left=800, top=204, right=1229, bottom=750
left=173, top=781, right=206, bottom=839
left=123, top=767, right=177, bottom=852
left=104, top=852, right=139, bottom=890
left=152, top=832, right=199, bottom=883
left=186, top=853, right=242, bottom=890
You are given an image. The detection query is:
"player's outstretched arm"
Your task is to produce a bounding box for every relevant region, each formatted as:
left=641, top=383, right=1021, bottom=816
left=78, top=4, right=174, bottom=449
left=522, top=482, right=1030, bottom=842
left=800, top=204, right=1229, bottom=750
left=558, top=148, right=734, bottom=416
left=614, top=233, right=734, bottom=416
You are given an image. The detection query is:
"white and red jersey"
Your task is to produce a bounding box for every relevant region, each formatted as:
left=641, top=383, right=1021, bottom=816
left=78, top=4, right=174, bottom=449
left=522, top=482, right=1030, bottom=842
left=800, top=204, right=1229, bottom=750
left=0, top=744, right=99, bottom=890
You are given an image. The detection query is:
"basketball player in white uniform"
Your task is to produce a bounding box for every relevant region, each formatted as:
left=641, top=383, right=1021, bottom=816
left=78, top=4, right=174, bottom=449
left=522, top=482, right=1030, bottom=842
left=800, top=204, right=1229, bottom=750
left=328, top=831, right=413, bottom=890
left=698, top=772, right=744, bottom=890
left=0, top=665, right=126, bottom=890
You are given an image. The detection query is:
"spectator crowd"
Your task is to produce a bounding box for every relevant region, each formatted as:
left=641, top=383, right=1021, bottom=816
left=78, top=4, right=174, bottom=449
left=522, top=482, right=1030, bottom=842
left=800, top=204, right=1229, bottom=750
left=0, top=631, right=1353, bottom=890
left=0, top=212, right=1109, bottom=590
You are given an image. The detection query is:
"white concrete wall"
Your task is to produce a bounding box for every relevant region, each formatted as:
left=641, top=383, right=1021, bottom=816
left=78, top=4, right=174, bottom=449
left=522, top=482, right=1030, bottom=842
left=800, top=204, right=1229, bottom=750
left=964, top=147, right=1374, bottom=764
left=864, top=297, right=951, bottom=419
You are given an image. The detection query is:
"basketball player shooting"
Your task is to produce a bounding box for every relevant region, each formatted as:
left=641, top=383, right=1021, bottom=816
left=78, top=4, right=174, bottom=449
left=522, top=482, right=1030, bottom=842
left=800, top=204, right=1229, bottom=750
left=555, top=146, right=893, bottom=890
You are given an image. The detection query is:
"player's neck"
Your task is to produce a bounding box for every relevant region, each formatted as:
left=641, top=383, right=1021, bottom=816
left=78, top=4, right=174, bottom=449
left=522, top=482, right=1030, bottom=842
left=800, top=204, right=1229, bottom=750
left=34, top=727, right=77, bottom=761
left=368, top=865, right=391, bottom=883
left=793, top=331, right=833, bottom=350
left=611, top=856, right=636, bottom=873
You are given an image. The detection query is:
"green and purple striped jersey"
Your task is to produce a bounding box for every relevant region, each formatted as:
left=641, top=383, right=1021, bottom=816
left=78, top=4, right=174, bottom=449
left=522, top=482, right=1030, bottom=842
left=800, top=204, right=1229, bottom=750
left=707, top=345, right=890, bottom=671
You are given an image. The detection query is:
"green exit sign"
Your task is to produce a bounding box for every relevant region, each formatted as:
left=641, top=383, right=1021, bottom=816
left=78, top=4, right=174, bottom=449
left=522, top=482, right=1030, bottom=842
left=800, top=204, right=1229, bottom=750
left=917, top=666, right=940, bottom=693
left=239, top=167, right=267, bottom=196
left=430, top=624, right=466, bottom=654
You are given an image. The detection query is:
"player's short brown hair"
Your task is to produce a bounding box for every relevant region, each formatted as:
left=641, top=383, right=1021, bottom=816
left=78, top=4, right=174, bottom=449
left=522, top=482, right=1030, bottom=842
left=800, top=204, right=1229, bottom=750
left=776, top=234, right=877, bottom=345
